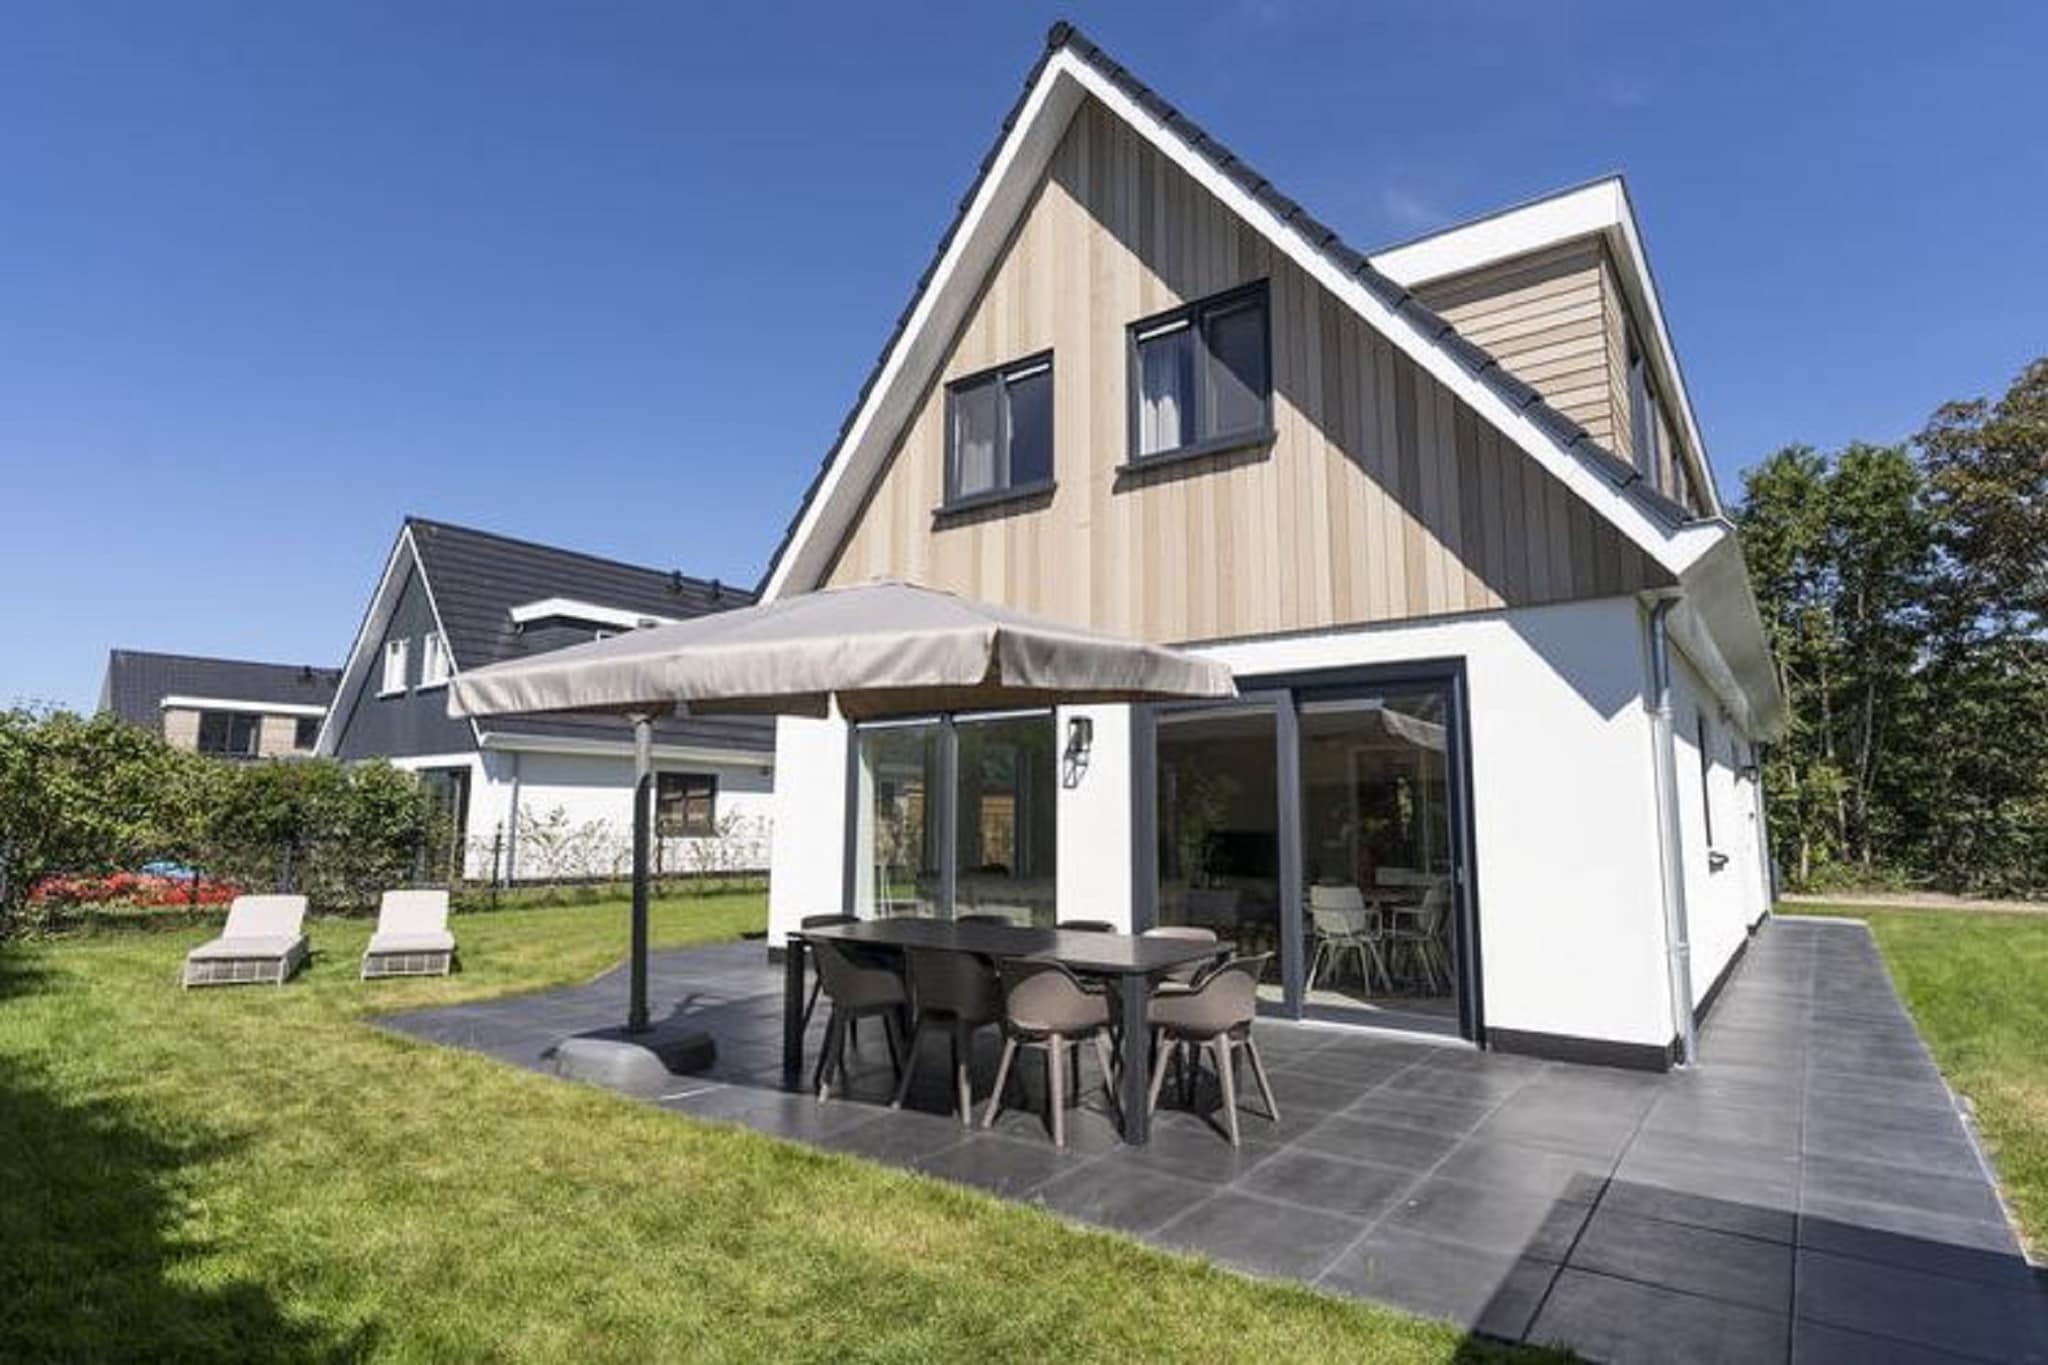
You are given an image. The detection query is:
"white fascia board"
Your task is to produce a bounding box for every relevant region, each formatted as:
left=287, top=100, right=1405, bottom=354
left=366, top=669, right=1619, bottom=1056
left=762, top=64, right=1085, bottom=600
left=765, top=56, right=1720, bottom=598
left=508, top=597, right=679, bottom=631
left=160, top=696, right=327, bottom=718
left=476, top=730, right=775, bottom=770
left=1371, top=178, right=1722, bottom=517
left=313, top=530, right=411, bottom=756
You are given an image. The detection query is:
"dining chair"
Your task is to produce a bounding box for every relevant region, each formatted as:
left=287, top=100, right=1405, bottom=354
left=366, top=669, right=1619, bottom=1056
left=1056, top=919, right=1117, bottom=933
left=956, top=912, right=1015, bottom=927
left=810, top=938, right=909, bottom=1102
left=983, top=959, right=1118, bottom=1149
left=1307, top=885, right=1385, bottom=994
left=798, top=913, right=858, bottom=1032
left=890, top=947, right=1001, bottom=1124
left=1141, top=925, right=1220, bottom=987
left=1145, top=953, right=1280, bottom=1148
left=1386, top=880, right=1451, bottom=992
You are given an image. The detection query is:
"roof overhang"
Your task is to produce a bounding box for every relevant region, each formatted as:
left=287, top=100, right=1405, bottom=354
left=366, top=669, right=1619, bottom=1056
left=508, top=597, right=679, bottom=632
left=1371, top=177, right=1723, bottom=517
left=160, top=695, right=327, bottom=718
left=761, top=38, right=1727, bottom=604
left=1659, top=534, right=1789, bottom=740
left=475, top=729, right=774, bottom=769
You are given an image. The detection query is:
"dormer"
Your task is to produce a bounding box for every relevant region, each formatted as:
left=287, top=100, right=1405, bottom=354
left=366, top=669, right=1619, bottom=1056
left=1372, top=178, right=1718, bottom=519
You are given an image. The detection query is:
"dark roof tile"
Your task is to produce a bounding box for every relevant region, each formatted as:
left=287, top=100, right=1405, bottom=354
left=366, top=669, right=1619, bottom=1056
left=100, top=651, right=338, bottom=730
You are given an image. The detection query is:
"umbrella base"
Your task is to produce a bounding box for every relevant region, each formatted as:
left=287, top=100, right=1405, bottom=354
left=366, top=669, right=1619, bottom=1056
left=551, top=1028, right=717, bottom=1095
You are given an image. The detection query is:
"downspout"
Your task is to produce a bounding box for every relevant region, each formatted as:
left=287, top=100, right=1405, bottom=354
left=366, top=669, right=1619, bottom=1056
left=505, top=750, right=522, bottom=884
left=1646, top=595, right=1698, bottom=1068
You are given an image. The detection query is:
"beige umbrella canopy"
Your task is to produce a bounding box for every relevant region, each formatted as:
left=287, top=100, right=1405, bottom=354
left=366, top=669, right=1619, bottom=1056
left=445, top=580, right=1234, bottom=1034
left=447, top=579, right=1236, bottom=723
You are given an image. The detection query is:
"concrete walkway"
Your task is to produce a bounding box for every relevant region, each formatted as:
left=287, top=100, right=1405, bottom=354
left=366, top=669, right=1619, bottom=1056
left=382, top=919, right=2046, bottom=1363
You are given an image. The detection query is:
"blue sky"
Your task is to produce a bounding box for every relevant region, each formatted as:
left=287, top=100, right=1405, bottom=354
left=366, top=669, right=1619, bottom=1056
left=5, top=2, right=2042, bottom=710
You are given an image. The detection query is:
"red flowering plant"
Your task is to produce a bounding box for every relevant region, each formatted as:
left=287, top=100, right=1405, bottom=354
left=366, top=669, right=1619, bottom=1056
left=30, top=871, right=237, bottom=908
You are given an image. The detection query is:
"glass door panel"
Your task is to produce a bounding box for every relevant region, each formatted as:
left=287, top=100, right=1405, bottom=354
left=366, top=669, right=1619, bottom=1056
left=1299, top=690, right=1460, bottom=1029
left=854, top=722, right=942, bottom=918
left=1155, top=705, right=1284, bottom=1006
left=953, top=713, right=1058, bottom=926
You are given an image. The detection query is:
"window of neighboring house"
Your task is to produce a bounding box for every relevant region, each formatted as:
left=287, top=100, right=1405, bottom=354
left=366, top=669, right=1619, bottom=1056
left=197, top=711, right=260, bottom=758
left=381, top=638, right=409, bottom=695
left=294, top=716, right=320, bottom=750
left=1129, top=281, right=1271, bottom=463
left=418, top=632, right=450, bottom=689
left=1696, top=710, right=1717, bottom=848
left=655, top=773, right=717, bottom=838
left=945, top=353, right=1053, bottom=506
left=1628, top=332, right=1664, bottom=488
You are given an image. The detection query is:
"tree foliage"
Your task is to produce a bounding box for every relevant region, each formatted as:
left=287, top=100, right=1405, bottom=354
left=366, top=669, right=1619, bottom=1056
left=1739, top=360, right=2048, bottom=896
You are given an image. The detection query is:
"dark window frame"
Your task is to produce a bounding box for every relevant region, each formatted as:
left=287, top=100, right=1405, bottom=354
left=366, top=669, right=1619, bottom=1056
left=197, top=710, right=261, bottom=758
left=1125, top=279, right=1274, bottom=469
left=293, top=716, right=321, bottom=750
left=655, top=772, right=718, bottom=838
left=940, top=350, right=1056, bottom=513
left=1696, top=710, right=1716, bottom=848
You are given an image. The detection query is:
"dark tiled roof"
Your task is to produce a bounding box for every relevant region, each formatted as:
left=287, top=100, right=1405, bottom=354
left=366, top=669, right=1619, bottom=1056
left=100, top=650, right=338, bottom=729
left=757, top=21, right=1696, bottom=595
left=404, top=518, right=773, bottom=756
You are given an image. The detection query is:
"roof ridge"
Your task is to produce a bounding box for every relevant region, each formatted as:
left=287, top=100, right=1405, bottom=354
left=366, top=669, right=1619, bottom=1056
left=404, top=515, right=754, bottom=601
left=108, top=647, right=338, bottom=674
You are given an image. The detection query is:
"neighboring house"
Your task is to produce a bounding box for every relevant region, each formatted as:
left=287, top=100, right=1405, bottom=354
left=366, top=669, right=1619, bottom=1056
left=99, top=649, right=338, bottom=760
left=764, top=24, right=1784, bottom=1069
left=316, top=517, right=774, bottom=882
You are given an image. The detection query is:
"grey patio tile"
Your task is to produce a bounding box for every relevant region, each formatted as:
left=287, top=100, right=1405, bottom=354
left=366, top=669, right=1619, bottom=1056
left=1640, top=1093, right=1802, bottom=1152
left=1095, top=1112, right=1283, bottom=1184
left=1151, top=1189, right=1370, bottom=1282
left=985, top=1099, right=1130, bottom=1157
left=1614, top=1130, right=1803, bottom=1211
left=908, top=1133, right=1076, bottom=1199
left=1801, top=1111, right=1983, bottom=1176
left=1347, top=1088, right=1495, bottom=1136
left=1234, top=1147, right=1416, bottom=1221
left=1792, top=1319, right=1988, bottom=1364
left=727, top=1093, right=902, bottom=1145
left=1318, top=1226, right=1558, bottom=1337
left=1029, top=1160, right=1214, bottom=1236
left=1468, top=1092, right=1642, bottom=1161
left=1379, top=1174, right=1593, bottom=1262
left=1377, top=1062, right=1531, bottom=1106
left=1801, top=1153, right=2008, bottom=1225
left=1806, top=1069, right=1957, bottom=1112
left=1797, top=1201, right=2028, bottom=1290
left=1293, top=1112, right=1463, bottom=1172
left=1793, top=1247, right=2048, bottom=1364
left=1599, top=1175, right=1797, bottom=1244
left=1272, top=1044, right=1416, bottom=1090
left=1529, top=1267, right=1790, bottom=1365
left=1255, top=1064, right=1375, bottom=1119
left=810, top=1109, right=973, bottom=1167
left=1569, top=1205, right=1793, bottom=1314
left=1431, top=1137, right=1612, bottom=1206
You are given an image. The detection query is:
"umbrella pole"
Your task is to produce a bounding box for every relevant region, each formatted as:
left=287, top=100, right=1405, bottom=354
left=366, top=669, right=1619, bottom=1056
left=628, top=713, right=653, bottom=1033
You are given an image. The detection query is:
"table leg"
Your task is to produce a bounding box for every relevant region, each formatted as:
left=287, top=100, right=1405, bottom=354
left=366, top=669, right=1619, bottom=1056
left=1116, top=974, right=1150, bottom=1145
left=782, top=938, right=808, bottom=1088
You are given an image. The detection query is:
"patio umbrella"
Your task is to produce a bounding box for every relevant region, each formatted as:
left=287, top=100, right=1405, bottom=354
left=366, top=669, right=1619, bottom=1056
left=447, top=580, right=1236, bottom=1031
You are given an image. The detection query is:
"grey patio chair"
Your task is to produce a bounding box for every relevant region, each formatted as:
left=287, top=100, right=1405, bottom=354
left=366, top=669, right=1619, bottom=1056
left=810, top=938, right=909, bottom=1102
left=1142, top=925, right=1220, bottom=987
left=182, top=894, right=310, bottom=988
left=890, top=946, right=1002, bottom=1124
left=1308, top=884, right=1386, bottom=994
left=1146, top=953, right=1280, bottom=1148
left=983, top=959, right=1118, bottom=1149
left=798, top=913, right=858, bottom=1031
left=361, top=890, right=455, bottom=979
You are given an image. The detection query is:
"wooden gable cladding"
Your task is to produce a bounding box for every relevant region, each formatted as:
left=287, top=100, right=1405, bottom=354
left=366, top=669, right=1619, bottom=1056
left=820, top=99, right=1671, bottom=642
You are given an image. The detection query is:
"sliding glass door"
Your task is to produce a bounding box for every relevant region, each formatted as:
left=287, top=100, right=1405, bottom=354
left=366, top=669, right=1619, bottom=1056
left=1143, top=666, right=1477, bottom=1040
left=850, top=712, right=1057, bottom=925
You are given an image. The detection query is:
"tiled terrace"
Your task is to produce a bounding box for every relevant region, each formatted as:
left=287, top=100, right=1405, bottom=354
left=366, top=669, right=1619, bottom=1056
left=383, top=918, right=2046, bottom=1363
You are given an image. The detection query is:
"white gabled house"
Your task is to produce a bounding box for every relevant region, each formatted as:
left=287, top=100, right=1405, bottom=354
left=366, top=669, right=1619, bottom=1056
left=316, top=517, right=776, bottom=884
left=762, top=24, right=1784, bottom=1068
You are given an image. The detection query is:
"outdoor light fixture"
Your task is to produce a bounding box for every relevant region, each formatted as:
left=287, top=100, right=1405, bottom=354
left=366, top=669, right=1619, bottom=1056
left=1066, top=715, right=1093, bottom=758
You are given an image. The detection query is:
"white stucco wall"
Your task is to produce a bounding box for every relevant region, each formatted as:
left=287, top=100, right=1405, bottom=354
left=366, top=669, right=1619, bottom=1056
left=1666, top=649, right=1771, bottom=1007
left=767, top=714, right=852, bottom=942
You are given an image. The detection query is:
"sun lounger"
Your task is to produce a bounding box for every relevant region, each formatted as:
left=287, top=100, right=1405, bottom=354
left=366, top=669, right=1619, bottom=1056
left=361, top=889, right=455, bottom=979
left=182, top=894, right=310, bottom=987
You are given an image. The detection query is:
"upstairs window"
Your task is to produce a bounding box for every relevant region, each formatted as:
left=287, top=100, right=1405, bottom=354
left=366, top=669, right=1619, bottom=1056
left=655, top=773, right=718, bottom=838
left=419, top=632, right=450, bottom=688
left=381, top=638, right=409, bottom=696
left=1130, top=281, right=1271, bottom=463
left=945, top=353, right=1053, bottom=507
left=197, top=711, right=260, bottom=758
left=1628, top=332, right=1663, bottom=486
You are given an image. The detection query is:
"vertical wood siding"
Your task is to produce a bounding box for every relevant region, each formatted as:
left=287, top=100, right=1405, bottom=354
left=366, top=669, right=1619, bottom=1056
left=820, top=99, right=1668, bottom=642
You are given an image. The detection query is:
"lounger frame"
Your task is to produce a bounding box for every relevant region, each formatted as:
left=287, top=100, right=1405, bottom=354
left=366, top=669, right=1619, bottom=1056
left=182, top=938, right=309, bottom=988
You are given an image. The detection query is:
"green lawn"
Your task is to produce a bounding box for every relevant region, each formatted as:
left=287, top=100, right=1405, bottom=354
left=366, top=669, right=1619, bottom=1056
left=1798, top=903, right=2048, bottom=1258
left=0, top=895, right=1544, bottom=1363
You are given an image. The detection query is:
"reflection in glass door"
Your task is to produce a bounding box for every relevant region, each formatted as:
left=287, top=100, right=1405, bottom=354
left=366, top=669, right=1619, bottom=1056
left=1155, top=705, right=1285, bottom=1007
left=853, top=721, right=942, bottom=919
left=1299, top=690, right=1461, bottom=1031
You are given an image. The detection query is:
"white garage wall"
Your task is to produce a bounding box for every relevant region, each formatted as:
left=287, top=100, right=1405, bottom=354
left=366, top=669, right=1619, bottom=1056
left=1196, top=597, right=1675, bottom=1050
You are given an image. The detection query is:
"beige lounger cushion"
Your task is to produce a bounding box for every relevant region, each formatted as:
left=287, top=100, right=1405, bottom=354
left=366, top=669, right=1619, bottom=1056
left=366, top=929, right=456, bottom=955
left=188, top=933, right=306, bottom=961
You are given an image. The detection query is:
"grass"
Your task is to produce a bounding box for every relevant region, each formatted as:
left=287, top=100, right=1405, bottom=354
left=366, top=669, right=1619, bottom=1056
left=0, top=894, right=1544, bottom=1363
left=1796, top=903, right=2048, bottom=1258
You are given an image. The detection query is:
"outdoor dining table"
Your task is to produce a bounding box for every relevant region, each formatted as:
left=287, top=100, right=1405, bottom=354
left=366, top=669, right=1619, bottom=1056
left=783, top=919, right=1230, bottom=1145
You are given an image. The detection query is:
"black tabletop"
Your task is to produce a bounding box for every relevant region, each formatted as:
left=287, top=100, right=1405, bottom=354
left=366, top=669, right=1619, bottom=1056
left=793, top=918, right=1227, bottom=977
